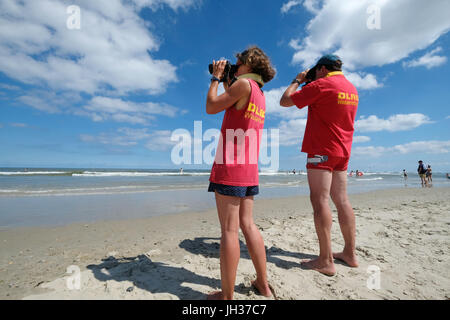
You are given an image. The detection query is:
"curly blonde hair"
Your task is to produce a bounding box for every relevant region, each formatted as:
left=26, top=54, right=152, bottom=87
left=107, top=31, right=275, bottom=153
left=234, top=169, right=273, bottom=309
left=236, top=46, right=276, bottom=84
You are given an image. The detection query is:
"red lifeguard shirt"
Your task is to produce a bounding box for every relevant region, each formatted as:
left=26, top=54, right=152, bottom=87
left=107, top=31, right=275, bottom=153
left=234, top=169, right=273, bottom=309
left=290, top=71, right=358, bottom=157
left=209, top=79, right=265, bottom=186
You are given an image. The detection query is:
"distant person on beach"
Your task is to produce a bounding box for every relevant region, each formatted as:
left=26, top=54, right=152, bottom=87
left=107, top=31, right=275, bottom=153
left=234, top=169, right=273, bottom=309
left=280, top=54, right=359, bottom=275
left=206, top=46, right=276, bottom=299
left=417, top=160, right=427, bottom=186
left=403, top=169, right=408, bottom=180
left=447, top=173, right=450, bottom=179
left=426, top=165, right=432, bottom=183
left=293, top=169, right=296, bottom=174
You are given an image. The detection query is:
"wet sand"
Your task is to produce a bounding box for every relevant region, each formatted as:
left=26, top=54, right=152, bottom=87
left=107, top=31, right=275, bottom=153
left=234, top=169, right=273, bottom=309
left=0, top=187, right=449, bottom=299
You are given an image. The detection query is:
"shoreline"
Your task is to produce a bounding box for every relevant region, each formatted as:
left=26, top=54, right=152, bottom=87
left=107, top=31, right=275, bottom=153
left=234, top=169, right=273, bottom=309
left=1, top=187, right=449, bottom=299
left=1, top=181, right=448, bottom=229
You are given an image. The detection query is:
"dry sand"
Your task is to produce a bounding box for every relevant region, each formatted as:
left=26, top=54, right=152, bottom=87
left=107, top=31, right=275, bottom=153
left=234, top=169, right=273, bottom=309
left=0, top=187, right=449, bottom=300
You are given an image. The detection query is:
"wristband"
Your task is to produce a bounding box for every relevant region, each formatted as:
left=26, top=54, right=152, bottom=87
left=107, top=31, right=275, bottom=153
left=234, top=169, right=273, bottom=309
left=291, top=78, right=302, bottom=85
left=211, top=76, right=221, bottom=82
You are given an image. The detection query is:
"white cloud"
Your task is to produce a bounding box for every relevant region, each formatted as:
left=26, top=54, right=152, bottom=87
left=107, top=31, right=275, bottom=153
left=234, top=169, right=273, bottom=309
left=355, top=113, right=432, bottom=132
left=351, top=145, right=386, bottom=158
left=0, top=0, right=200, bottom=95
left=17, top=92, right=185, bottom=125
left=18, top=94, right=63, bottom=114
left=217, top=83, right=225, bottom=96
left=145, top=130, right=180, bottom=151
left=1, top=0, right=199, bottom=127
left=0, top=83, right=20, bottom=91
left=281, top=0, right=321, bottom=14
left=264, top=86, right=307, bottom=119
left=79, top=96, right=184, bottom=125
left=117, top=127, right=152, bottom=140
left=281, top=1, right=302, bottom=14
left=109, top=113, right=150, bottom=125
left=80, top=127, right=177, bottom=151
left=80, top=127, right=153, bottom=146
left=353, top=135, right=371, bottom=143
left=84, top=97, right=178, bottom=116
left=289, top=39, right=302, bottom=51
left=133, top=0, right=199, bottom=11
left=402, top=47, right=447, bottom=69
left=353, top=140, right=450, bottom=157
left=276, top=118, right=307, bottom=146
left=80, top=133, right=139, bottom=147
left=391, top=141, right=450, bottom=155
left=302, top=0, right=321, bottom=14
left=344, top=71, right=383, bottom=90
left=288, top=0, right=450, bottom=71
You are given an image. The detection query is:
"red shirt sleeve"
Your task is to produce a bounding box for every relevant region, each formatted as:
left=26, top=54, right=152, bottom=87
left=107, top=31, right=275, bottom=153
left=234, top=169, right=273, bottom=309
left=290, top=82, right=321, bottom=109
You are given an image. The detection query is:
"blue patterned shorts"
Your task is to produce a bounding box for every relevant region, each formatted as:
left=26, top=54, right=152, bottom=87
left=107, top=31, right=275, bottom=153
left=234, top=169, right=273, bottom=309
left=208, top=182, right=259, bottom=198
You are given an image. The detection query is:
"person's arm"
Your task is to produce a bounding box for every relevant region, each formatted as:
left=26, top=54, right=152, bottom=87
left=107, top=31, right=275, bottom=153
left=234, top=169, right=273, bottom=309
left=280, top=70, right=308, bottom=107
left=206, top=60, right=250, bottom=115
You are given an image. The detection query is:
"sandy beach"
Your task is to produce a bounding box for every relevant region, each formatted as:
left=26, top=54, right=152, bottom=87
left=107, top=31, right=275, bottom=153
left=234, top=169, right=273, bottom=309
left=0, top=187, right=449, bottom=300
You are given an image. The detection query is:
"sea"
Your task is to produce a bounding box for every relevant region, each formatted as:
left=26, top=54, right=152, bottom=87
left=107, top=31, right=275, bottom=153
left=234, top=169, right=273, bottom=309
left=1, top=168, right=449, bottom=228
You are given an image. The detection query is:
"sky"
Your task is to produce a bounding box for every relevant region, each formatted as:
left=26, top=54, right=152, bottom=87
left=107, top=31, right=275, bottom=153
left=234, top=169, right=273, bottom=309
left=0, top=0, right=449, bottom=172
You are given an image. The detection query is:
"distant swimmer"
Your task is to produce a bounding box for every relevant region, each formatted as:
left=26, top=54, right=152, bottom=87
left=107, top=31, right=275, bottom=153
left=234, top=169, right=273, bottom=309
left=355, top=170, right=363, bottom=177
left=349, top=170, right=354, bottom=177
left=447, top=173, right=450, bottom=179
left=426, top=165, right=432, bottom=183
left=180, top=168, right=184, bottom=174
left=292, top=169, right=296, bottom=175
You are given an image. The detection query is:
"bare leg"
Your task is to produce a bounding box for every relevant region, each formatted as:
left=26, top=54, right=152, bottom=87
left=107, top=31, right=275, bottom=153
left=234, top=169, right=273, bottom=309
left=330, top=171, right=358, bottom=267
left=302, top=169, right=336, bottom=276
left=239, top=196, right=271, bottom=297
left=208, top=192, right=241, bottom=300
left=420, top=175, right=427, bottom=187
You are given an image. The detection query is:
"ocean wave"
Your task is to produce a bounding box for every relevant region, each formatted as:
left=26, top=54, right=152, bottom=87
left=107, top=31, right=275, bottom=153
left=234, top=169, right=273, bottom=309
left=259, top=172, right=287, bottom=176
left=0, top=170, right=400, bottom=177
left=72, top=171, right=210, bottom=177
left=0, top=184, right=211, bottom=197
left=0, top=171, right=75, bottom=176
left=353, top=172, right=406, bottom=176
left=0, top=170, right=211, bottom=177
left=0, top=185, right=153, bottom=194
left=260, top=172, right=307, bottom=176
left=354, top=177, right=384, bottom=181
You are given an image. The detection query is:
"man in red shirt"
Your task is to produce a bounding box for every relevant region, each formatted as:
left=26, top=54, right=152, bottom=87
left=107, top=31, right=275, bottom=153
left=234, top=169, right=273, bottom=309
left=280, top=55, right=359, bottom=276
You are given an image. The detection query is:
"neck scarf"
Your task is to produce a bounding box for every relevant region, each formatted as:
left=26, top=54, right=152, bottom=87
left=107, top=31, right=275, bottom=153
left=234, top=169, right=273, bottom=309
left=237, top=73, right=264, bottom=87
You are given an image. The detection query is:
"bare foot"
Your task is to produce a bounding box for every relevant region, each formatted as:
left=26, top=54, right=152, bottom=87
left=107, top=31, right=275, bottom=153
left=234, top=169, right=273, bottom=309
left=206, top=291, right=224, bottom=300
left=333, top=252, right=359, bottom=267
left=251, top=279, right=273, bottom=298
left=301, top=258, right=336, bottom=276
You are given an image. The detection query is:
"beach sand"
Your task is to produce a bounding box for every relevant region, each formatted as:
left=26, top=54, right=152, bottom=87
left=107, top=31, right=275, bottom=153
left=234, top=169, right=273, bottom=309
left=1, top=187, right=449, bottom=300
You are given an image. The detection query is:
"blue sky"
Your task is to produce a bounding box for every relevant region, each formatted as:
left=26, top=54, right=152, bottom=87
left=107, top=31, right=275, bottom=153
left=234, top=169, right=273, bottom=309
left=0, top=0, right=449, bottom=172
